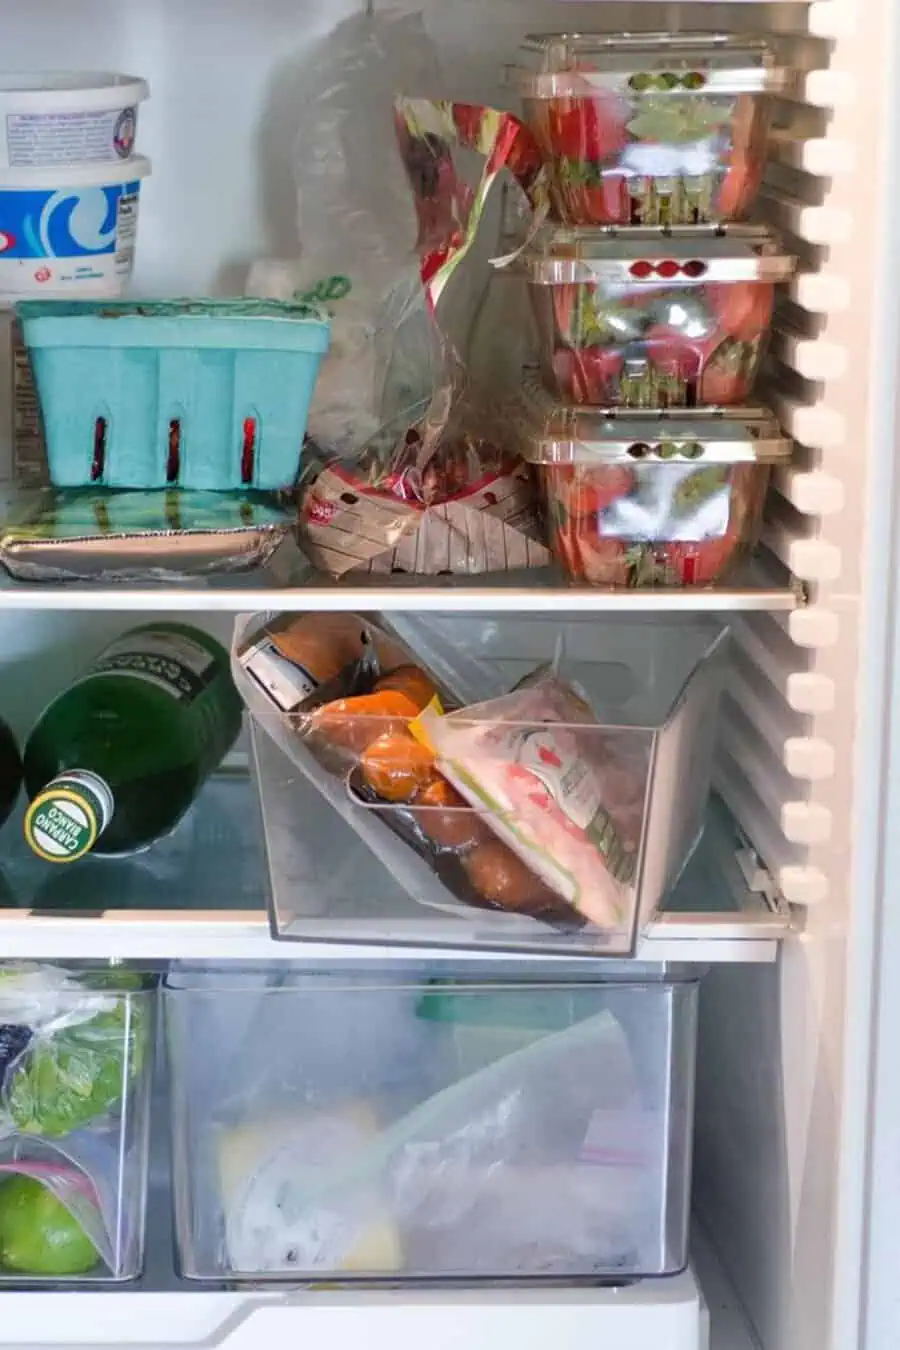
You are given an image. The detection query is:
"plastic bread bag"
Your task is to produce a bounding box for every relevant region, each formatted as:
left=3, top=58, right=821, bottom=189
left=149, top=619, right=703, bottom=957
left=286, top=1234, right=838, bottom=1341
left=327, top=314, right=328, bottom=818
left=0, top=1130, right=139, bottom=1277
left=0, top=964, right=151, bottom=1141
left=216, top=1001, right=658, bottom=1277
left=253, top=7, right=447, bottom=458
left=411, top=669, right=652, bottom=931
left=297, top=98, right=553, bottom=579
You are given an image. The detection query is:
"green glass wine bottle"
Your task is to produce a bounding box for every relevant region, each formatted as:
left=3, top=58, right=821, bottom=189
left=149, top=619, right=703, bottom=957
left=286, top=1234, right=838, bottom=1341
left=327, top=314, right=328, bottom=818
left=23, top=623, right=243, bottom=863
left=0, top=717, right=22, bottom=829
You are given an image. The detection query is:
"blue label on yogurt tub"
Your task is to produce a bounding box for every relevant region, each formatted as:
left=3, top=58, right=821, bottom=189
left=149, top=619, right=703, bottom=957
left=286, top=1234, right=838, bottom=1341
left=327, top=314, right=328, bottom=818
left=0, top=180, right=140, bottom=260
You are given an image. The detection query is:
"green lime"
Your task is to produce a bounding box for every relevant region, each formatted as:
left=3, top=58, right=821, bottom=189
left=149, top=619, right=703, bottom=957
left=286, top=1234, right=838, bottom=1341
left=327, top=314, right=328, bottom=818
left=0, top=1175, right=97, bottom=1276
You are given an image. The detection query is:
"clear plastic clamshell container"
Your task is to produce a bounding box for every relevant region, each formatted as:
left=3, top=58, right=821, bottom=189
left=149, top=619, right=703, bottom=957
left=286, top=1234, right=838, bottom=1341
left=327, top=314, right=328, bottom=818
left=514, top=375, right=792, bottom=587
left=234, top=610, right=729, bottom=957
left=520, top=224, right=795, bottom=408
left=516, top=33, right=785, bottom=226
left=165, top=964, right=699, bottom=1283
left=0, top=964, right=154, bottom=1284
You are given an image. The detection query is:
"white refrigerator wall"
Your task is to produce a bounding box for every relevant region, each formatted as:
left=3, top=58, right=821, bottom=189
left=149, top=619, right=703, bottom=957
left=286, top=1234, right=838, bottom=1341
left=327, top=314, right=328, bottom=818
left=3, top=3, right=899, bottom=1350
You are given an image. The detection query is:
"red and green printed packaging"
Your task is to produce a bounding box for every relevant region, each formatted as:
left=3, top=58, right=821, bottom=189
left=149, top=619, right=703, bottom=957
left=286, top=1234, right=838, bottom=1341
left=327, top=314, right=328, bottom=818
left=515, top=33, right=785, bottom=227
left=299, top=98, right=554, bottom=579
left=519, top=225, right=795, bottom=408
left=513, top=374, right=792, bottom=588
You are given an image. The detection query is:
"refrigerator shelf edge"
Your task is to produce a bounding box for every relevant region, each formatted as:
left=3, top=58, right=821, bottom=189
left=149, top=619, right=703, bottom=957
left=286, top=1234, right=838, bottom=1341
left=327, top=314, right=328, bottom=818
left=0, top=749, right=791, bottom=964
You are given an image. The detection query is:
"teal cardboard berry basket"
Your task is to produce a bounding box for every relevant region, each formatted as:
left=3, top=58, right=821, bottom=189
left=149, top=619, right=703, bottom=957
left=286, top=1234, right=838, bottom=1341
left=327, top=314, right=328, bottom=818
left=17, top=299, right=330, bottom=491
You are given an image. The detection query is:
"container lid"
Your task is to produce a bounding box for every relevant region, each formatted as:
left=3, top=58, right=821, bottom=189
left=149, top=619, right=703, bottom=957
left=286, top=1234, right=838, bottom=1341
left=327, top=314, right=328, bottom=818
left=0, top=153, right=151, bottom=189
left=0, top=72, right=149, bottom=106
left=515, top=372, right=793, bottom=464
left=519, top=224, right=796, bottom=285
left=516, top=32, right=785, bottom=98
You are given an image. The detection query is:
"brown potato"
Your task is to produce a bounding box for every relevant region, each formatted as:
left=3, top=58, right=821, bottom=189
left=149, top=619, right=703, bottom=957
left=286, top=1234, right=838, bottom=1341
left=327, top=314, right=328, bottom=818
left=411, top=779, right=488, bottom=853
left=463, top=840, right=556, bottom=913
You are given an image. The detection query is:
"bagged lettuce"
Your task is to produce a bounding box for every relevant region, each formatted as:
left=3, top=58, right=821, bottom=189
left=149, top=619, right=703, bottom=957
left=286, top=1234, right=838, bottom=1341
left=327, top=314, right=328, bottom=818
left=0, top=965, right=150, bottom=1139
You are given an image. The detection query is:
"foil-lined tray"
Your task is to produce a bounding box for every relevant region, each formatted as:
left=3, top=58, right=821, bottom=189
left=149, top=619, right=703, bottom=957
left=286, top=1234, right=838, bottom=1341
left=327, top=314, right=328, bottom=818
left=0, top=488, right=296, bottom=584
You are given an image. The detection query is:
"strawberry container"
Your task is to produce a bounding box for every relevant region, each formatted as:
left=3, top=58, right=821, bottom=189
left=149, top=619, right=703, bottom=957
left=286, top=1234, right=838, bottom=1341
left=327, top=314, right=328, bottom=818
left=520, top=225, right=795, bottom=408
left=515, top=375, right=791, bottom=587
left=515, top=33, right=785, bottom=227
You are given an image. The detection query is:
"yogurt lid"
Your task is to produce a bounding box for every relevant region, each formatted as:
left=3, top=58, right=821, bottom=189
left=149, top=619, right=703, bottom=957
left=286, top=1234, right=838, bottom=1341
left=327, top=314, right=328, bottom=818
left=0, top=153, right=151, bottom=189
left=0, top=73, right=149, bottom=107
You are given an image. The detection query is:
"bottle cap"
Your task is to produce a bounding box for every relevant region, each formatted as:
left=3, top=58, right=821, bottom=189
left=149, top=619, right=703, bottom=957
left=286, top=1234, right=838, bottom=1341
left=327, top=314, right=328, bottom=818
left=24, top=770, right=114, bottom=863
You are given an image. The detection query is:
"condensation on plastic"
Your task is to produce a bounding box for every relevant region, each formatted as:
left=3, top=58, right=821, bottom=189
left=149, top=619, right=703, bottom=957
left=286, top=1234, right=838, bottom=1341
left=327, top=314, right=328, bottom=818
left=165, top=967, right=699, bottom=1282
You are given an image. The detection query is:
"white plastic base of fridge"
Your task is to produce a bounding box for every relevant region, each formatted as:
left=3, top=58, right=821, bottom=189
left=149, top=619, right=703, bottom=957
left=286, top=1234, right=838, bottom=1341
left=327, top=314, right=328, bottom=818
left=0, top=1272, right=711, bottom=1350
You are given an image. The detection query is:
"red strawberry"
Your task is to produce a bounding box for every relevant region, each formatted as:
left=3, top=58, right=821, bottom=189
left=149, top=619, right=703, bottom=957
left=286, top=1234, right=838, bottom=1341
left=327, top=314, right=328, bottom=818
left=559, top=174, right=631, bottom=226
left=705, top=282, right=774, bottom=342
left=546, top=97, right=629, bottom=163
left=715, top=149, right=764, bottom=219
left=552, top=347, right=624, bottom=404
left=658, top=535, right=741, bottom=586
left=644, top=328, right=703, bottom=382
left=551, top=283, right=584, bottom=345
left=579, top=536, right=633, bottom=586
left=551, top=465, right=635, bottom=519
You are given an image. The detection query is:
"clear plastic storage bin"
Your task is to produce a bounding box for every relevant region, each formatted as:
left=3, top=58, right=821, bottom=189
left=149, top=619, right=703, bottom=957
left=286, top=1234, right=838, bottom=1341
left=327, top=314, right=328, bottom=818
left=514, top=377, right=791, bottom=587
left=165, top=965, right=698, bottom=1283
left=519, top=225, right=795, bottom=407
left=236, top=612, right=729, bottom=956
left=0, top=964, right=154, bottom=1284
left=515, top=33, right=785, bottom=227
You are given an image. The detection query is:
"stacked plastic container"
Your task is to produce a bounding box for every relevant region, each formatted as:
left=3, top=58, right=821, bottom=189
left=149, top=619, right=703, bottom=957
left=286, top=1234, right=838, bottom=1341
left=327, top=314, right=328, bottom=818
left=0, top=72, right=151, bottom=301
left=512, top=33, right=796, bottom=588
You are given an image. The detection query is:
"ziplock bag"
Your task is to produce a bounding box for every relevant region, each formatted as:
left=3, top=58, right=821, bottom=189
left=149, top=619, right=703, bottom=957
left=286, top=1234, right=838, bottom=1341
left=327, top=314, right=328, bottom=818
left=0, top=1129, right=142, bottom=1279
left=202, top=993, right=666, bottom=1277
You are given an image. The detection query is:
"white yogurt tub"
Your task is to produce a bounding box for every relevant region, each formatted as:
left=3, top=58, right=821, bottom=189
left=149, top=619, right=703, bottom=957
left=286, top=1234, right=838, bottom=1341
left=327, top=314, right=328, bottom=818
left=0, top=155, right=151, bottom=297
left=0, top=73, right=148, bottom=170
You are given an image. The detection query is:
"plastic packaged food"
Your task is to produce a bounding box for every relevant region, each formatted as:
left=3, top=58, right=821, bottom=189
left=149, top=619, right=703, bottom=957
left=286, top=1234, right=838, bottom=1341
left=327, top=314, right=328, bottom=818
left=514, top=377, right=792, bottom=586
left=0, top=963, right=154, bottom=1283
left=519, top=225, right=795, bottom=407
left=413, top=670, right=646, bottom=930
left=515, top=33, right=784, bottom=226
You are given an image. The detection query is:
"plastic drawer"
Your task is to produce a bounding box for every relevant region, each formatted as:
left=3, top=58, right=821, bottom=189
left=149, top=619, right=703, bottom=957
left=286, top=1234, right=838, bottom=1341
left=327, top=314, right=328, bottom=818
left=165, top=965, right=698, bottom=1283
left=0, top=963, right=154, bottom=1284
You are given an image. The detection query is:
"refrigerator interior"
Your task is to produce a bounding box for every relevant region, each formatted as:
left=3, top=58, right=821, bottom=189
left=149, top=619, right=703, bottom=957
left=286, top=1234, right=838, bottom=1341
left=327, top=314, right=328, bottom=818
left=1, top=0, right=898, bottom=1348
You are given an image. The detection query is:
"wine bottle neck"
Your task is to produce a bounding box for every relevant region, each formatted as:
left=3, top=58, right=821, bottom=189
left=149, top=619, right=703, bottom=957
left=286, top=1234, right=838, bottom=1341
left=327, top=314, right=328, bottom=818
left=24, top=770, right=115, bottom=863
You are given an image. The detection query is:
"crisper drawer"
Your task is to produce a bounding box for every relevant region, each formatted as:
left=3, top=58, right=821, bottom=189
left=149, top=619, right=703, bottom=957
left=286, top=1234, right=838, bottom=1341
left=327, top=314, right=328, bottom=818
left=0, top=963, right=154, bottom=1284
left=164, top=965, right=698, bottom=1284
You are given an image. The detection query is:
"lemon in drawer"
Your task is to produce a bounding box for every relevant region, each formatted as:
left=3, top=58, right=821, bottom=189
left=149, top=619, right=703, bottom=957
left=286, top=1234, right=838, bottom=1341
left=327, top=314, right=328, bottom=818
left=217, top=1105, right=402, bottom=1277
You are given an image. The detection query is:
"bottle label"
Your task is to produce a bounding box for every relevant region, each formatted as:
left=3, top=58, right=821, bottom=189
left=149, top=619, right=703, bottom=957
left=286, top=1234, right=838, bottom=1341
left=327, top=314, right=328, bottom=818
left=239, top=636, right=318, bottom=712
left=24, top=770, right=115, bottom=864
left=87, top=630, right=217, bottom=703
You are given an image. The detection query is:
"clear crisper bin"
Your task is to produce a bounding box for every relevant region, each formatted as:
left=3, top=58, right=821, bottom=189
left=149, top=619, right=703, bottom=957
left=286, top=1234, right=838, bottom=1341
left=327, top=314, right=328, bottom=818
left=0, top=963, right=154, bottom=1284
left=165, top=964, right=698, bottom=1283
left=237, top=612, right=729, bottom=956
